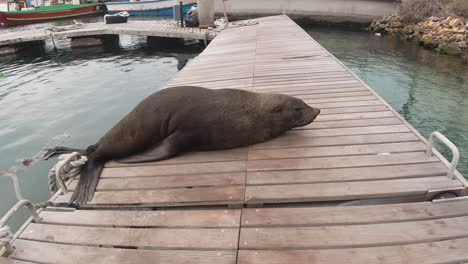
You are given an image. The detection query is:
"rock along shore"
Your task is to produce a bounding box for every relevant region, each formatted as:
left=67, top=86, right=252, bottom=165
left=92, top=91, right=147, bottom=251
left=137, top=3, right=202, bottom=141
left=370, top=15, right=467, bottom=60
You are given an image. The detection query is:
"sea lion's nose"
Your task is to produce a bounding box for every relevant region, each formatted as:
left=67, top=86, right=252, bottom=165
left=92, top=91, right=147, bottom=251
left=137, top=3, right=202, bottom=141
left=311, top=107, right=320, bottom=117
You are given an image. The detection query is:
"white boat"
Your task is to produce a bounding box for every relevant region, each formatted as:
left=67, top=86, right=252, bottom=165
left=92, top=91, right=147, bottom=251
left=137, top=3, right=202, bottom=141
left=105, top=0, right=196, bottom=17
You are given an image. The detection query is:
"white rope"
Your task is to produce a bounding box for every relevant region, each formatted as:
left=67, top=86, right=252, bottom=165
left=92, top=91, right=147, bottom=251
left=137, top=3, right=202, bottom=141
left=212, top=17, right=259, bottom=32
left=46, top=20, right=87, bottom=33
left=45, top=20, right=87, bottom=50
left=0, top=226, right=13, bottom=244
left=48, top=152, right=87, bottom=194
left=0, top=226, right=13, bottom=252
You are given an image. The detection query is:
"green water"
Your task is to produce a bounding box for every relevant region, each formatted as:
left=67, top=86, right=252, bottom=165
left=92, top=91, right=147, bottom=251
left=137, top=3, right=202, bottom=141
left=306, top=27, right=468, bottom=176
left=0, top=34, right=201, bottom=231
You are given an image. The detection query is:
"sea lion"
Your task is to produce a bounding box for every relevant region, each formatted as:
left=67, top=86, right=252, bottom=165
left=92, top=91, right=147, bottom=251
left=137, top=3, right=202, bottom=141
left=45, top=86, right=320, bottom=204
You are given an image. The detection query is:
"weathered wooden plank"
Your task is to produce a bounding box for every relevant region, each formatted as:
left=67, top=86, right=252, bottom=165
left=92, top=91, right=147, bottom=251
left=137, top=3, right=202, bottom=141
left=68, top=172, right=245, bottom=190
left=238, top=237, right=468, bottom=264
left=316, top=111, right=395, bottom=121
left=304, top=95, right=377, bottom=104
left=242, top=198, right=468, bottom=226
left=20, top=223, right=239, bottom=250
left=40, top=209, right=240, bottom=227
left=0, top=258, right=34, bottom=264
left=55, top=185, right=245, bottom=206
left=239, top=215, right=468, bottom=249
left=282, top=125, right=410, bottom=137
left=248, top=142, right=426, bottom=160
left=300, top=117, right=402, bottom=129
left=105, top=148, right=247, bottom=168
left=247, top=152, right=438, bottom=172
left=11, top=240, right=236, bottom=264
left=245, top=177, right=461, bottom=204
left=247, top=163, right=448, bottom=185
left=318, top=104, right=387, bottom=113
left=295, top=91, right=373, bottom=99
left=252, top=132, right=419, bottom=149
left=254, top=86, right=367, bottom=95
left=102, top=160, right=246, bottom=177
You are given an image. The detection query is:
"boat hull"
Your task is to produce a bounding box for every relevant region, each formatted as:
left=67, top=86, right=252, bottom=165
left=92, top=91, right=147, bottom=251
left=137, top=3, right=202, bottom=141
left=106, top=1, right=195, bottom=17
left=0, top=4, right=105, bottom=27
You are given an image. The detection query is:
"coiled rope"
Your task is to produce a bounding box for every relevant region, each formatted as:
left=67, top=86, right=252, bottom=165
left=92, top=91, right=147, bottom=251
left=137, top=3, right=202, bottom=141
left=45, top=20, right=87, bottom=51
left=48, top=152, right=87, bottom=194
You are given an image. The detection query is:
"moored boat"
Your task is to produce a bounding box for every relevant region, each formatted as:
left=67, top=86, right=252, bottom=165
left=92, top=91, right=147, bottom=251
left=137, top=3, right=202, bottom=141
left=0, top=3, right=105, bottom=27
left=105, top=0, right=195, bottom=17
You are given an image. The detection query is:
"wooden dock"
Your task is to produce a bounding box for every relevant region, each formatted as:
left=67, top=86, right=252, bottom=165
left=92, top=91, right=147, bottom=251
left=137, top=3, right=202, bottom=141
left=2, top=15, right=468, bottom=263
left=0, top=20, right=216, bottom=50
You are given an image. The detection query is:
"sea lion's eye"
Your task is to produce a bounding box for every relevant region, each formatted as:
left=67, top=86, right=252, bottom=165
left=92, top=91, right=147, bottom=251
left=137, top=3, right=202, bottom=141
left=295, top=107, right=303, bottom=112
left=272, top=107, right=282, bottom=113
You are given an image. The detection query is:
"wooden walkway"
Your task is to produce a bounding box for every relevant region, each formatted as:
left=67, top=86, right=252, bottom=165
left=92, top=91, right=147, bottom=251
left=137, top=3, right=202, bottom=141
left=3, top=15, right=468, bottom=263
left=0, top=20, right=216, bottom=47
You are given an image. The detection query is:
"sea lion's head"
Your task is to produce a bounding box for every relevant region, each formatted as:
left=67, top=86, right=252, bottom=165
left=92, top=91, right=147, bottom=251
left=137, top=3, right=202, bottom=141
left=257, top=93, right=320, bottom=137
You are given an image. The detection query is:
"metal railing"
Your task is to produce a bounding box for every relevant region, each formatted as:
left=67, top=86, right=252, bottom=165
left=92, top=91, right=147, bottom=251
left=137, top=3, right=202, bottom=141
left=426, top=131, right=460, bottom=180
left=0, top=173, right=42, bottom=256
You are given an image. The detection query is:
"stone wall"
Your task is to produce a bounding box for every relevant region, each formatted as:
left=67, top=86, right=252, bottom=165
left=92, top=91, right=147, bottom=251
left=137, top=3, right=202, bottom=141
left=213, top=0, right=399, bottom=23
left=370, top=15, right=467, bottom=59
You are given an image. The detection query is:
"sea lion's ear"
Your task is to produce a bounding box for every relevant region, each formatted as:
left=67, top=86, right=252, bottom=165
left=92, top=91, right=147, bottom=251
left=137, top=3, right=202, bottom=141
left=272, top=106, right=282, bottom=113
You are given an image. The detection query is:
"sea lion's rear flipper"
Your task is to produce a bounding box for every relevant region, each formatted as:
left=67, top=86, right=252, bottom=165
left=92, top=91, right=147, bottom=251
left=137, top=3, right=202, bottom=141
left=69, top=157, right=104, bottom=205
left=116, top=132, right=191, bottom=163
left=43, top=146, right=85, bottom=160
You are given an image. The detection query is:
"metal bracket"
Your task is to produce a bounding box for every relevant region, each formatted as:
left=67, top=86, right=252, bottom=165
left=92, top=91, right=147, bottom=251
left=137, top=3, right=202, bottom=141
left=426, top=131, right=460, bottom=180
left=0, top=200, right=42, bottom=255
left=425, top=187, right=465, bottom=201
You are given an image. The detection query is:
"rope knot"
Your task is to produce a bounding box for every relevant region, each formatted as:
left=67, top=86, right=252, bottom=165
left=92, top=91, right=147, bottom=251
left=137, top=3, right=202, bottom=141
left=0, top=226, right=13, bottom=247
left=48, top=152, right=87, bottom=194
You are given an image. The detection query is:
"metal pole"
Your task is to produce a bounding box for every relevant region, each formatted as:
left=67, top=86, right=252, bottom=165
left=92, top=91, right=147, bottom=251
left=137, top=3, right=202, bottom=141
left=222, top=0, right=229, bottom=23
left=179, top=1, right=184, bottom=27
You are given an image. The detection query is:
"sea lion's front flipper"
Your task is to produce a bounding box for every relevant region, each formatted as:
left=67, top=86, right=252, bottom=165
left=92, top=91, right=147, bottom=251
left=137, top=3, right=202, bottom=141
left=115, top=132, right=190, bottom=163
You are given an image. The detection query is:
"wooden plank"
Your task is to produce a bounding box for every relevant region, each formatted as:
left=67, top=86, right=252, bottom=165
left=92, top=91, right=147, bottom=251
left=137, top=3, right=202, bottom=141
left=105, top=148, right=247, bottom=168
left=20, top=223, right=239, bottom=250
left=304, top=95, right=377, bottom=104
left=248, top=142, right=427, bottom=160
left=82, top=172, right=244, bottom=190
left=318, top=105, right=388, bottom=113
left=241, top=198, right=468, bottom=226
left=254, top=87, right=367, bottom=95
left=316, top=111, right=395, bottom=121
left=294, top=91, right=373, bottom=99
left=247, top=152, right=438, bottom=172
left=281, top=125, right=410, bottom=137
left=40, top=209, right=240, bottom=227
left=247, top=163, right=449, bottom=185
left=245, top=177, right=461, bottom=204
left=102, top=160, right=246, bottom=177
left=239, top=215, right=468, bottom=249
left=252, top=132, right=419, bottom=149
left=0, top=258, right=34, bottom=264
left=299, top=117, right=402, bottom=129
left=55, top=185, right=245, bottom=206
left=11, top=240, right=236, bottom=264
left=238, top=237, right=468, bottom=264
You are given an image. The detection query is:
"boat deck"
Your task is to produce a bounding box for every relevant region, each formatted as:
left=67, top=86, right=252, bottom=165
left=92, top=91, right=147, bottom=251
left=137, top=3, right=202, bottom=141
left=0, top=20, right=216, bottom=47
left=2, top=15, right=468, bottom=263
